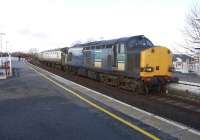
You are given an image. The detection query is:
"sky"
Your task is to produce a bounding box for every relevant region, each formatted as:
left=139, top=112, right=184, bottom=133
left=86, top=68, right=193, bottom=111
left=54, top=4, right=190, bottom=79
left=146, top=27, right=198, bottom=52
left=0, top=0, right=197, bottom=53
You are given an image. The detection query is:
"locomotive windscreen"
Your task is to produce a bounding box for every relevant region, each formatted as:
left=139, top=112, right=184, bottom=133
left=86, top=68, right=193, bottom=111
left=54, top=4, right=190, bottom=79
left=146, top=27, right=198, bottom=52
left=127, top=36, right=153, bottom=48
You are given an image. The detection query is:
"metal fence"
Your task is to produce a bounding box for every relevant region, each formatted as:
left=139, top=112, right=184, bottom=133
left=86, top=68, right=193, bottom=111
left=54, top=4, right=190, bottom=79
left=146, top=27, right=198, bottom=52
left=0, top=55, right=12, bottom=79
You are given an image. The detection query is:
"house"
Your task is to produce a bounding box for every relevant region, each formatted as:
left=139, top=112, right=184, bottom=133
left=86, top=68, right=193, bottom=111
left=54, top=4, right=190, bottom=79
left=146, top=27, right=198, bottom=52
left=173, top=54, right=194, bottom=73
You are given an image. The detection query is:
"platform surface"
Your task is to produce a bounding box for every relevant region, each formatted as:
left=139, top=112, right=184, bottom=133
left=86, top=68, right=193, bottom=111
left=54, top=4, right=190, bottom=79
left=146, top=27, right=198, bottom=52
left=0, top=60, right=199, bottom=140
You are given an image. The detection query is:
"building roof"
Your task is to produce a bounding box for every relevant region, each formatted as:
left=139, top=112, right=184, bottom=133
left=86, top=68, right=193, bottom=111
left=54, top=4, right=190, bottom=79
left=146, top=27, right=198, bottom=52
left=173, top=54, right=194, bottom=62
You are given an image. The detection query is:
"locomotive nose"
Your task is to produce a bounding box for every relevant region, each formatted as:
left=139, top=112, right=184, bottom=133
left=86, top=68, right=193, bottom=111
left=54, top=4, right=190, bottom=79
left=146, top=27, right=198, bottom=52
left=140, top=46, right=173, bottom=78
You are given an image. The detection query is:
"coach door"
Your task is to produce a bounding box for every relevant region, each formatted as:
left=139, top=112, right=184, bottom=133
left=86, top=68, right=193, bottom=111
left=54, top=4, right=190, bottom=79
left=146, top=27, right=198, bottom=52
left=112, top=44, right=117, bottom=67
left=61, top=52, right=66, bottom=65
left=117, top=44, right=125, bottom=71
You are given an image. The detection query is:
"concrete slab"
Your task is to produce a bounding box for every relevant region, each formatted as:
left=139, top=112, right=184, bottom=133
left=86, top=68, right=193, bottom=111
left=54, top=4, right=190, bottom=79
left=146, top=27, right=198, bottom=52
left=173, top=129, right=200, bottom=140
left=141, top=116, right=186, bottom=134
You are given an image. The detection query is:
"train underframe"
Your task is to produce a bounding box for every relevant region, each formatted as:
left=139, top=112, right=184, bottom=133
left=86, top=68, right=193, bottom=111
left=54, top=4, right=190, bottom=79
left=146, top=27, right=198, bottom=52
left=40, top=61, right=170, bottom=94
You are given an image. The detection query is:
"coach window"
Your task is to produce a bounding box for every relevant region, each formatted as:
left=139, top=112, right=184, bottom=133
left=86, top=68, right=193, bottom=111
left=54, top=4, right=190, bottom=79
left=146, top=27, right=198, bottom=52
left=96, top=46, right=100, bottom=49
left=118, top=43, right=124, bottom=53
left=68, top=52, right=72, bottom=61
left=120, top=44, right=125, bottom=53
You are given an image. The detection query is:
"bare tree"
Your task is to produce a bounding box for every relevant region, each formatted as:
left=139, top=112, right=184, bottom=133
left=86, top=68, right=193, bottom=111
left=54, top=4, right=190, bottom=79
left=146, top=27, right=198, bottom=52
left=28, top=48, right=38, bottom=55
left=183, top=4, right=200, bottom=53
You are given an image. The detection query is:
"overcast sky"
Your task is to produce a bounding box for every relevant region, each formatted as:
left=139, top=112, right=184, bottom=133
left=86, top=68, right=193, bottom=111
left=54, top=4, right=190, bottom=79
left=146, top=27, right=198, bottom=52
left=0, top=0, right=197, bottom=52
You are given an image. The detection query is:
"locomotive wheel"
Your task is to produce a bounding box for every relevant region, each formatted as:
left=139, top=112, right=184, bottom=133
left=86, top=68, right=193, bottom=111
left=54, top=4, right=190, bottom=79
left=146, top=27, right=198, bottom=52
left=135, top=81, right=151, bottom=95
left=160, top=86, right=167, bottom=94
left=135, top=81, right=145, bottom=94
left=131, top=84, right=137, bottom=92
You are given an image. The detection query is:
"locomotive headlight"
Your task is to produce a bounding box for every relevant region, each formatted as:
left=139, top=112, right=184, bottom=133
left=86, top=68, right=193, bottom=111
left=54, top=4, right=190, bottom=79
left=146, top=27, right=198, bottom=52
left=168, top=66, right=174, bottom=72
left=145, top=67, right=154, bottom=72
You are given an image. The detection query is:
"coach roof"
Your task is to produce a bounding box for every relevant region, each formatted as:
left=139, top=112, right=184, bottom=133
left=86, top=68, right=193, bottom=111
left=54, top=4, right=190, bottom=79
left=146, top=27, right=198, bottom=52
left=41, top=48, right=62, bottom=53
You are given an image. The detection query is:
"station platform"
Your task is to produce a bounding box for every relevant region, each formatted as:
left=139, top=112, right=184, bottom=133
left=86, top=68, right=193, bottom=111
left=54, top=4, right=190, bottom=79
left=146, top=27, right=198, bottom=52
left=168, top=81, right=200, bottom=102
left=0, top=60, right=199, bottom=140
left=168, top=73, right=200, bottom=102
left=173, top=72, right=200, bottom=83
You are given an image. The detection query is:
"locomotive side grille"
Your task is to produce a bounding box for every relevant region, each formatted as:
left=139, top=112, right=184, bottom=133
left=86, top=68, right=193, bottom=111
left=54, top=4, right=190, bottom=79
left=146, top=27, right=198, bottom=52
left=127, top=53, right=134, bottom=72
left=127, top=52, right=140, bottom=75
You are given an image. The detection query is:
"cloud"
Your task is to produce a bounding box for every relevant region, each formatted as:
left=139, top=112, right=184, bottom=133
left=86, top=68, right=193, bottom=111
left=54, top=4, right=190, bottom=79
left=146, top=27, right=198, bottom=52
left=0, top=24, right=6, bottom=28
left=0, top=0, right=194, bottom=52
left=17, top=28, right=32, bottom=35
left=17, top=28, right=48, bottom=39
left=32, top=32, right=48, bottom=39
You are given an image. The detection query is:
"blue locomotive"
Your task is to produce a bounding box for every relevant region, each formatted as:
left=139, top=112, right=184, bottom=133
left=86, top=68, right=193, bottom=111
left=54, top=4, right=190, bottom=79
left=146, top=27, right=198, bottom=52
left=38, top=35, right=175, bottom=94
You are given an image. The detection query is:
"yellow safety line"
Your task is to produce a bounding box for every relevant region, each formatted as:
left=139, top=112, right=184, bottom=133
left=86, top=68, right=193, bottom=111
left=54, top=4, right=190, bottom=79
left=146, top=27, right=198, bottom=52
left=29, top=64, right=160, bottom=140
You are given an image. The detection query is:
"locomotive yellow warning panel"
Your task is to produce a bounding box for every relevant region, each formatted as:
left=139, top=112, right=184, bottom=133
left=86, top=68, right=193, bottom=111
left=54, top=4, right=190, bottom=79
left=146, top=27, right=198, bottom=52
left=140, top=46, right=173, bottom=77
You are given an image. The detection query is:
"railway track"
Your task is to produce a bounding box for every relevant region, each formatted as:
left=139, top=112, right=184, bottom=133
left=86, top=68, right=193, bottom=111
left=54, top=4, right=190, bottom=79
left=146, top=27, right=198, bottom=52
left=30, top=60, right=200, bottom=130
left=167, top=80, right=200, bottom=103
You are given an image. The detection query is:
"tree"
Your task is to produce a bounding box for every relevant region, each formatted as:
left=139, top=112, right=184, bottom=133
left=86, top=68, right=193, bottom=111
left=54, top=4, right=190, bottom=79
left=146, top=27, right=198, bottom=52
left=28, top=48, right=38, bottom=55
left=183, top=4, right=200, bottom=53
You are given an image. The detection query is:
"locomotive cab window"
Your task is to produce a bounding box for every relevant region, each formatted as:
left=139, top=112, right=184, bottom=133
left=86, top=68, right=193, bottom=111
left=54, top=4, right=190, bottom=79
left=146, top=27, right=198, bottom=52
left=137, top=39, right=147, bottom=47
left=146, top=39, right=153, bottom=47
left=137, top=38, right=153, bottom=47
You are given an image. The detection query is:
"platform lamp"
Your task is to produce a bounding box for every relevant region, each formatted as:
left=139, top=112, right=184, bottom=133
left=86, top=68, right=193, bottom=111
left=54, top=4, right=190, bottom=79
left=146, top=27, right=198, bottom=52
left=5, top=41, right=9, bottom=53
left=0, top=32, right=6, bottom=67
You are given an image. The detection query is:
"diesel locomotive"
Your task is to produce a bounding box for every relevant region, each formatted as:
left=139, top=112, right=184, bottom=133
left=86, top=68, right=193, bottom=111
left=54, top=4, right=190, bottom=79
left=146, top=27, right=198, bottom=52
left=37, top=35, right=176, bottom=94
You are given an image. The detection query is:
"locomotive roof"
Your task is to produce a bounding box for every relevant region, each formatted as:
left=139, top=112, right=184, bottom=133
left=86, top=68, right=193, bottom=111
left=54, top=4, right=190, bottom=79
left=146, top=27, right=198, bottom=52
left=70, top=35, right=153, bottom=48
left=71, top=41, right=101, bottom=48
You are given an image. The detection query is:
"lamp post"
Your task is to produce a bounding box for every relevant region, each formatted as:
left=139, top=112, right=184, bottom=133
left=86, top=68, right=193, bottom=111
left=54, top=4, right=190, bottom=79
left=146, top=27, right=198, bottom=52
left=0, top=33, right=6, bottom=66
left=5, top=41, right=9, bottom=53
left=0, top=32, right=6, bottom=52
